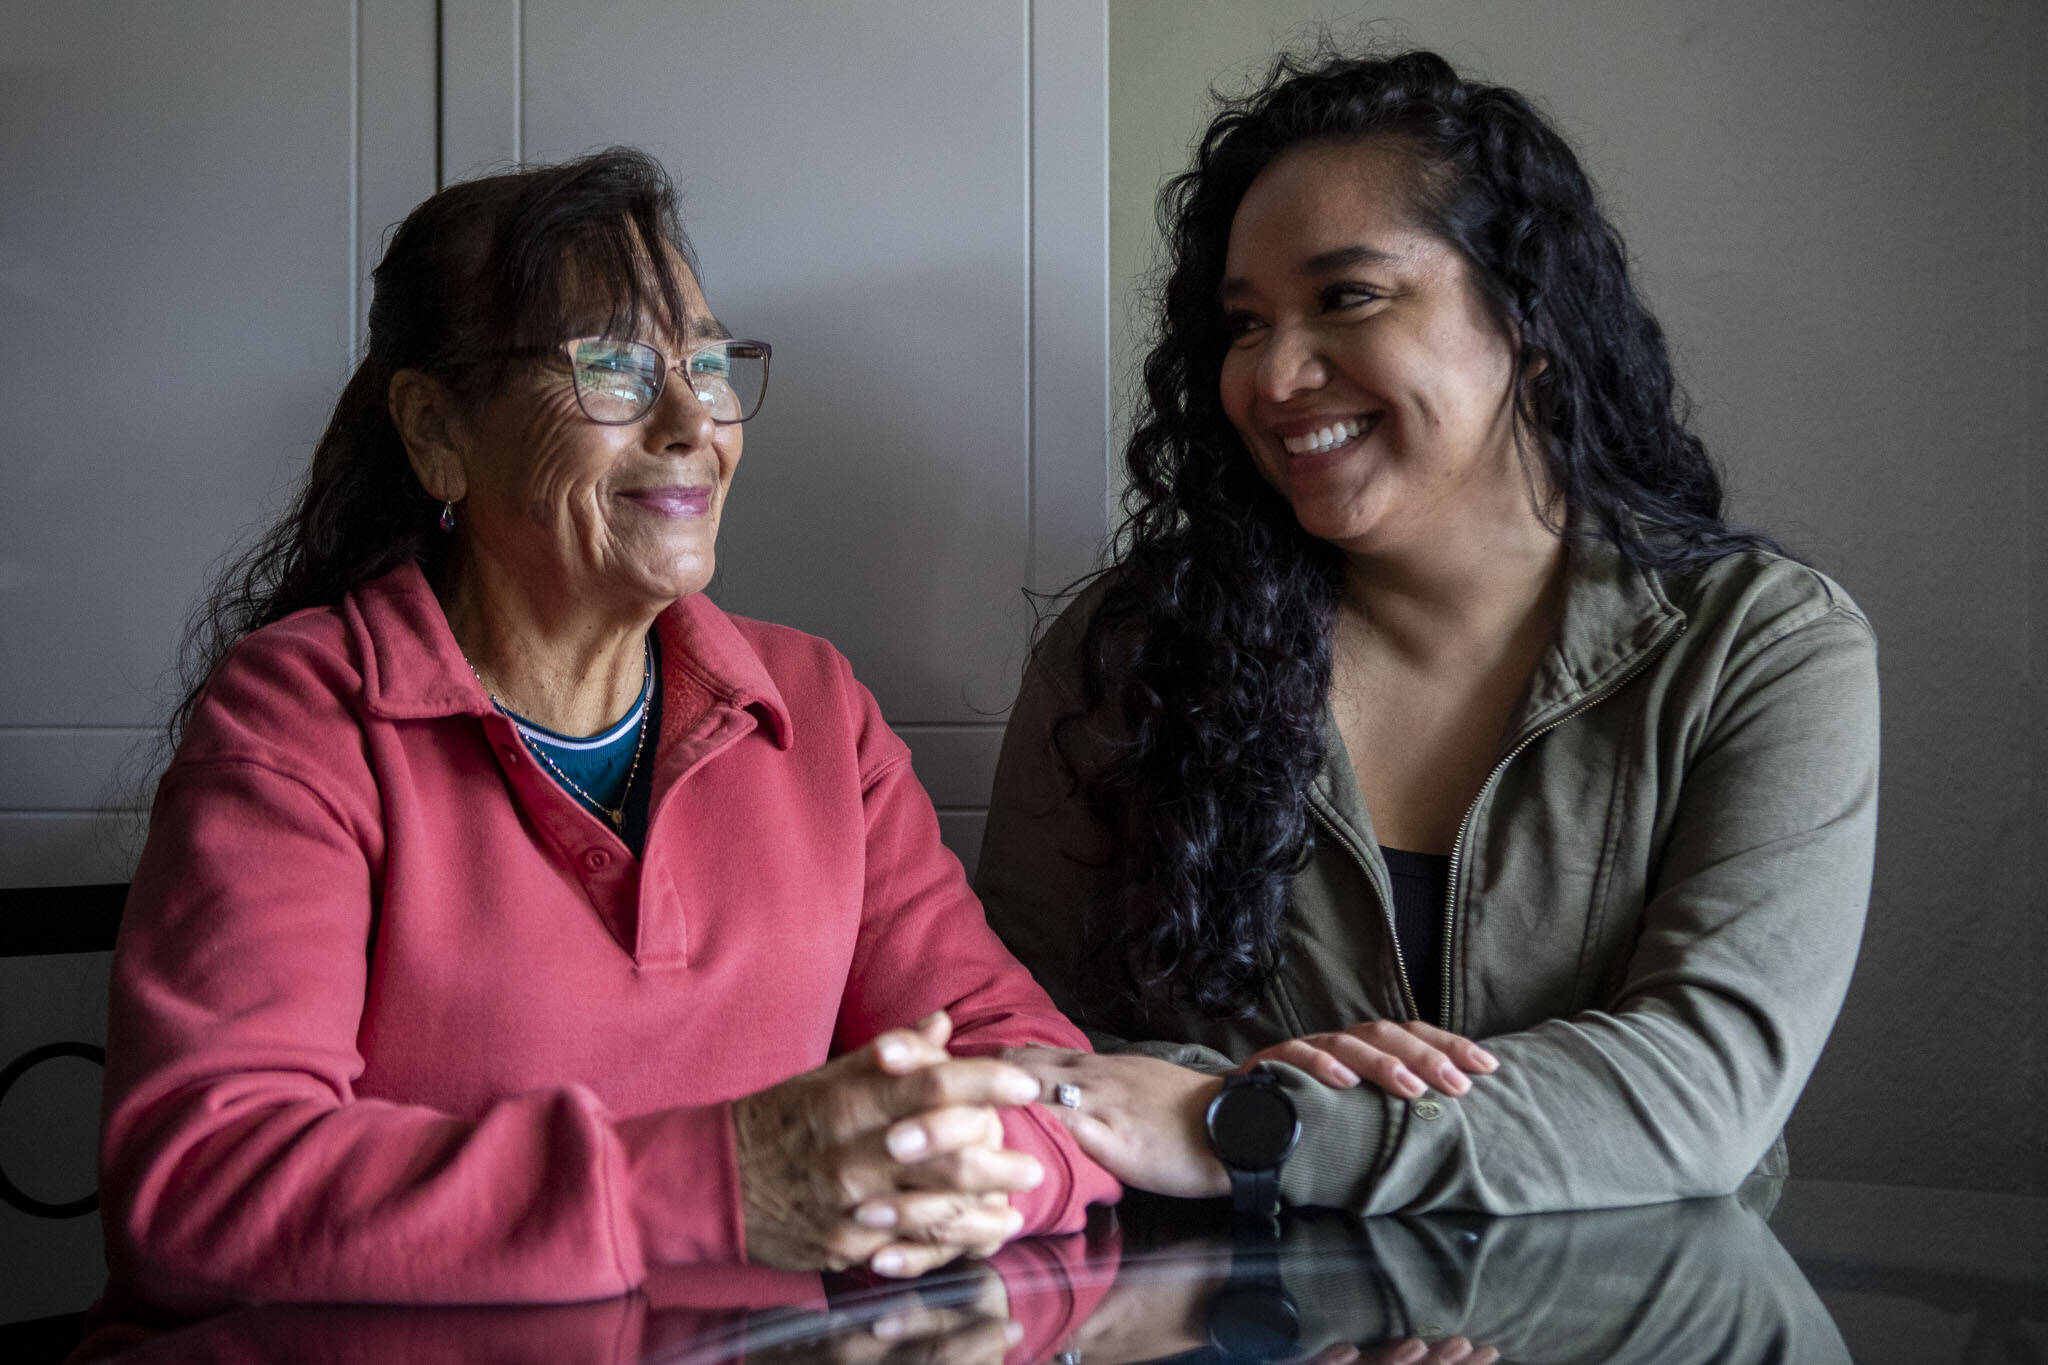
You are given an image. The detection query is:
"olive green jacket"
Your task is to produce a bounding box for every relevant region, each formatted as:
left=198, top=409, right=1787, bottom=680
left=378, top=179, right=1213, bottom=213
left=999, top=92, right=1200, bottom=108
left=975, top=539, right=1879, bottom=1214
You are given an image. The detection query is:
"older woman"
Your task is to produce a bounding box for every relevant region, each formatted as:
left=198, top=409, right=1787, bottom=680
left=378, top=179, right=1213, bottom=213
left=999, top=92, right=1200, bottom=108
left=981, top=50, right=1878, bottom=1215
left=101, top=148, right=1113, bottom=1310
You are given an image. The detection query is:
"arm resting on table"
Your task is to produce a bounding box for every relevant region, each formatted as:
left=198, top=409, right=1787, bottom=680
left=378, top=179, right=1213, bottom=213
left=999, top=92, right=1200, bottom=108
left=102, top=758, right=744, bottom=1310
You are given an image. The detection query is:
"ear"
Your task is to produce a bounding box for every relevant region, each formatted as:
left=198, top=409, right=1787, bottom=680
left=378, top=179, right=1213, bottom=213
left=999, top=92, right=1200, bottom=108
left=388, top=369, right=469, bottom=505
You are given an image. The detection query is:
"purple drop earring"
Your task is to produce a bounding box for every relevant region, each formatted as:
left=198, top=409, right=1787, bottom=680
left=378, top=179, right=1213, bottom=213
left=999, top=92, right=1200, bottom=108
left=439, top=500, right=456, bottom=532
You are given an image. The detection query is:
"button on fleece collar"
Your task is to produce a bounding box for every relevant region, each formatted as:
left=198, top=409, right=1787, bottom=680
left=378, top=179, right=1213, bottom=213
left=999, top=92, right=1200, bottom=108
left=341, top=560, right=794, bottom=748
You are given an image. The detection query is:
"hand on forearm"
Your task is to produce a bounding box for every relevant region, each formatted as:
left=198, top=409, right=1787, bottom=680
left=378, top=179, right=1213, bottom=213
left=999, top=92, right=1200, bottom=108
left=1246, top=1020, right=1498, bottom=1098
left=734, top=1011, right=1046, bottom=1276
left=1002, top=1047, right=1229, bottom=1198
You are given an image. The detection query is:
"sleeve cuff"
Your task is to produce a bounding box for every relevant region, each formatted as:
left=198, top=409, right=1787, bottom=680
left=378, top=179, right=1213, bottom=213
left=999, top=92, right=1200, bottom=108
left=1093, top=1033, right=1236, bottom=1072
left=614, top=1101, right=747, bottom=1269
left=1270, top=1062, right=1397, bottom=1211
left=999, top=1105, right=1121, bottom=1234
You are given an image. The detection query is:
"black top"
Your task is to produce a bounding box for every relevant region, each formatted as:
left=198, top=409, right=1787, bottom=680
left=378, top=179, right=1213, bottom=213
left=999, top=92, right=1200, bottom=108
left=1380, top=846, right=1450, bottom=1027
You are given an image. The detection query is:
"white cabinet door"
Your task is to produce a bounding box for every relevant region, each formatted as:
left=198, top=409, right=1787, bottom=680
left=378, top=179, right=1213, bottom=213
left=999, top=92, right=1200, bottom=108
left=0, top=0, right=436, bottom=885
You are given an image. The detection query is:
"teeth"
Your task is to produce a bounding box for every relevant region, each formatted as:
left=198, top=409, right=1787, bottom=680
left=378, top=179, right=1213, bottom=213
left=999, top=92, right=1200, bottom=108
left=1282, top=418, right=1363, bottom=455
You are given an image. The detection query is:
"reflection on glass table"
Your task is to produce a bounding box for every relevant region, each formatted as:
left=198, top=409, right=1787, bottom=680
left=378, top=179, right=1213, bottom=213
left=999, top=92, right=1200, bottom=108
left=81, top=1179, right=2044, bottom=1364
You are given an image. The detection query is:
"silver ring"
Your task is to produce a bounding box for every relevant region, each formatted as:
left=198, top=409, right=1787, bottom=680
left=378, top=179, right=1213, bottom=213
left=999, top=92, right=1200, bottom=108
left=1055, top=1082, right=1082, bottom=1109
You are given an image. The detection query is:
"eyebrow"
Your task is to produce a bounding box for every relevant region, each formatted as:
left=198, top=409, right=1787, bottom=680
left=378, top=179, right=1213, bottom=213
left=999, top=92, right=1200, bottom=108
left=1303, top=244, right=1403, bottom=273
left=1217, top=244, right=1404, bottom=301
left=684, top=315, right=733, bottom=344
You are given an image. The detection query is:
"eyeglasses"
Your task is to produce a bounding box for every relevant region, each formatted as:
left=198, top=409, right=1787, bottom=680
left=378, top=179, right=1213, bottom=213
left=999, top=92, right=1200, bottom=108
left=563, top=336, right=772, bottom=425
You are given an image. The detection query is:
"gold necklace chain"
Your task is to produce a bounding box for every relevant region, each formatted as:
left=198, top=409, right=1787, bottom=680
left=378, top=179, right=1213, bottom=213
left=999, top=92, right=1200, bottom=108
left=463, top=638, right=653, bottom=831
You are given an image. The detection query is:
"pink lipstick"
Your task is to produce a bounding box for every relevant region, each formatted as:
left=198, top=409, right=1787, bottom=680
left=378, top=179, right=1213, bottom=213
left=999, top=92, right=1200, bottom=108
left=620, top=485, right=713, bottom=517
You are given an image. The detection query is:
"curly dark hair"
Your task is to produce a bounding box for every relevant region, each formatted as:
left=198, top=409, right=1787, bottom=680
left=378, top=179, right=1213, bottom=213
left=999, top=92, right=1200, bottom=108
left=1064, top=46, right=1777, bottom=1019
left=164, top=147, right=699, bottom=752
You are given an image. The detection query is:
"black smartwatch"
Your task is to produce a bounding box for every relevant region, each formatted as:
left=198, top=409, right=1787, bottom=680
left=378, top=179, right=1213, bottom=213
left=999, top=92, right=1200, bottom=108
left=1204, top=1064, right=1300, bottom=1219
left=1206, top=1225, right=1300, bottom=1362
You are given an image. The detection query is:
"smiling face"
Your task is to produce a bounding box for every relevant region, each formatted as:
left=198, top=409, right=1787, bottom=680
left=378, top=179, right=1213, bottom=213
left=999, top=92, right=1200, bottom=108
left=448, top=263, right=742, bottom=615
left=1218, top=140, right=1534, bottom=559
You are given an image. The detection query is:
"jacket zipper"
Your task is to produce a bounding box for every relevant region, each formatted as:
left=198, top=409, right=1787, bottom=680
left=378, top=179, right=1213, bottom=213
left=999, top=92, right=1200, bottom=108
left=1436, top=621, right=1687, bottom=1030
left=1309, top=800, right=1421, bottom=1019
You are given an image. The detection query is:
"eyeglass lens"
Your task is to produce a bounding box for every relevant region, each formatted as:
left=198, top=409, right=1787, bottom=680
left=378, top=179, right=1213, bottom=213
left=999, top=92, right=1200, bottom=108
left=569, top=338, right=769, bottom=424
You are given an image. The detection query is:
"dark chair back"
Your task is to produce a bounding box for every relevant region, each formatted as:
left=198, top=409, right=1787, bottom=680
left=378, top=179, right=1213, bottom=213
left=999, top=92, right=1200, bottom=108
left=0, top=883, right=124, bottom=1220
left=0, top=883, right=125, bottom=1353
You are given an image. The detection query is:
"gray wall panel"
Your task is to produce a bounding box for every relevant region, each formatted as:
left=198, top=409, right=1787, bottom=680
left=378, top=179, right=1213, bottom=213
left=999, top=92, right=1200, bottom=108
left=0, top=2, right=357, bottom=732
left=358, top=0, right=442, bottom=324
left=2028, top=0, right=2048, bottom=1200
left=511, top=0, right=1039, bottom=723
left=0, top=731, right=147, bottom=812
left=439, top=0, right=521, bottom=181
left=0, top=1, right=438, bottom=894
left=1030, top=0, right=1113, bottom=592
left=936, top=811, right=989, bottom=883
left=897, top=725, right=1006, bottom=809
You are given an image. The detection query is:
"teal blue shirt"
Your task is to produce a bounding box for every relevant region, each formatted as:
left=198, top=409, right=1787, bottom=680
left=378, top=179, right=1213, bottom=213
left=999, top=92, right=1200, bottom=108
left=501, top=638, right=659, bottom=852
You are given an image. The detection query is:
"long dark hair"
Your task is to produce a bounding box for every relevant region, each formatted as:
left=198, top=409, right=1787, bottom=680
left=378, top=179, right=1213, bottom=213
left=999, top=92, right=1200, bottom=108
left=165, top=147, right=699, bottom=751
left=1065, top=46, right=1776, bottom=1019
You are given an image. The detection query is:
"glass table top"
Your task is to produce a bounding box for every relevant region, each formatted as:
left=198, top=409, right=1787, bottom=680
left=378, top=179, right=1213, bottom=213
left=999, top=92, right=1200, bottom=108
left=82, top=1178, right=2045, bottom=1365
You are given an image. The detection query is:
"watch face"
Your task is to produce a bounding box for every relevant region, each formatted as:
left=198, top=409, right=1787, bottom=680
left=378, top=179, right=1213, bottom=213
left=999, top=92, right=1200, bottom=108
left=1208, top=1284, right=1302, bottom=1360
left=1207, top=1079, right=1300, bottom=1168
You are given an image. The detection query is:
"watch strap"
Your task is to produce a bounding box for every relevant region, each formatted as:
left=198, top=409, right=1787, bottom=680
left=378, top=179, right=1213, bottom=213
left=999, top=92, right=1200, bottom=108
left=1229, top=1161, right=1280, bottom=1219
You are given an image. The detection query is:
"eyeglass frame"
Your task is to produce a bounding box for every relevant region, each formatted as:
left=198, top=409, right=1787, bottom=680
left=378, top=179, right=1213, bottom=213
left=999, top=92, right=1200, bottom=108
left=443, top=335, right=773, bottom=426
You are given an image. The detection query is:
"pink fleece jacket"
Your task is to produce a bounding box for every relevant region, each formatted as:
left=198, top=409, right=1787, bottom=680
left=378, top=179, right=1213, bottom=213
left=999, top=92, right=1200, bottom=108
left=100, top=563, right=1117, bottom=1310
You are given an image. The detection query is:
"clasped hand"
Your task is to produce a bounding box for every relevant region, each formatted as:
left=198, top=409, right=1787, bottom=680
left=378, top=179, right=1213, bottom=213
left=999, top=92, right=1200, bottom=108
left=733, top=1011, right=1047, bottom=1277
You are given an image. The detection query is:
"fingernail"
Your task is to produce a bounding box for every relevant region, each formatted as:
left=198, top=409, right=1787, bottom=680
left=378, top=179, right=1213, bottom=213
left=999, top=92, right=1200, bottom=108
left=1471, top=1047, right=1499, bottom=1071
left=878, top=1038, right=910, bottom=1067
left=1437, top=1063, right=1470, bottom=1094
left=1018, top=1157, right=1045, bottom=1189
left=1001, top=1073, right=1042, bottom=1104
left=887, top=1125, right=929, bottom=1160
left=872, top=1250, right=907, bottom=1276
left=1005, top=1322, right=1025, bottom=1345
left=873, top=1314, right=908, bottom=1340
left=856, top=1203, right=897, bottom=1228
left=1394, top=1066, right=1426, bottom=1097
left=1392, top=1341, right=1428, bottom=1365
left=1330, top=1063, right=1361, bottom=1087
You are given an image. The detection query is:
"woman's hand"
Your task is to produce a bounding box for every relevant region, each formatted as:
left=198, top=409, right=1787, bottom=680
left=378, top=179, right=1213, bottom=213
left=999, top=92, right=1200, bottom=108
left=1245, top=1020, right=1498, bottom=1099
left=1001, top=1048, right=1228, bottom=1198
left=733, top=1012, right=1047, bottom=1277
